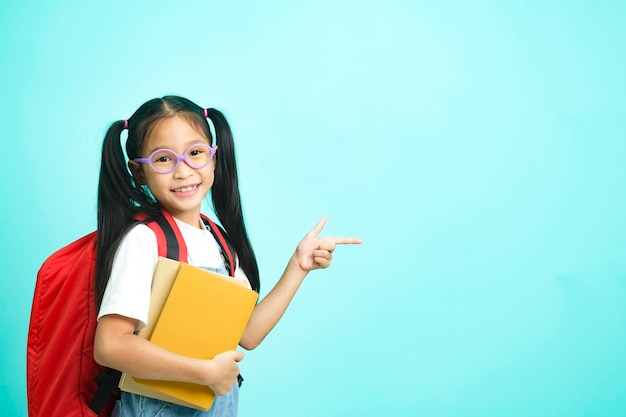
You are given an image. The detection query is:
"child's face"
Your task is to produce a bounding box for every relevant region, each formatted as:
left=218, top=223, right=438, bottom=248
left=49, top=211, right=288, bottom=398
left=130, top=115, right=215, bottom=227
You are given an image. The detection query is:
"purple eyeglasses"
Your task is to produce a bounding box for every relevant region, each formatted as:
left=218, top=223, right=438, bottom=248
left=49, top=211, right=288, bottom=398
left=133, top=143, right=217, bottom=174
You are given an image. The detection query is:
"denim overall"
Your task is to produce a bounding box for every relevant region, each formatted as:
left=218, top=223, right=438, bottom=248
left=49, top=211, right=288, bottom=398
left=113, top=264, right=240, bottom=417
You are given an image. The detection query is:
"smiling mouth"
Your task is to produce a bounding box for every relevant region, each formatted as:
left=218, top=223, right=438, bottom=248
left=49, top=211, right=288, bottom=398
left=172, top=184, right=199, bottom=193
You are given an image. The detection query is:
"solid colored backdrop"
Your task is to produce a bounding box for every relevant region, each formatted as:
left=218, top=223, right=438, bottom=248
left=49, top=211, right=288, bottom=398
left=1, top=1, right=625, bottom=416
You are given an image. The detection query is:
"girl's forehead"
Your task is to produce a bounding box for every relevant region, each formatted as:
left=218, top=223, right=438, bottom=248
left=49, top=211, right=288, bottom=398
left=144, top=116, right=210, bottom=149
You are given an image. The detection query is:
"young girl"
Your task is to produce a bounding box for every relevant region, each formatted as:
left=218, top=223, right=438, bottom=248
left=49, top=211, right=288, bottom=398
left=93, top=95, right=361, bottom=417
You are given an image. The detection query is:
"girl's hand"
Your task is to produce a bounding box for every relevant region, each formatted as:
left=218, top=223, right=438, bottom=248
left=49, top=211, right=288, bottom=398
left=240, top=218, right=362, bottom=349
left=202, top=350, right=244, bottom=396
left=294, top=217, right=362, bottom=272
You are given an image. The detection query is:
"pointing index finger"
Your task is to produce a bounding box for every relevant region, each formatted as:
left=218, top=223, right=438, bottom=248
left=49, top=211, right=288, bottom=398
left=331, top=237, right=363, bottom=245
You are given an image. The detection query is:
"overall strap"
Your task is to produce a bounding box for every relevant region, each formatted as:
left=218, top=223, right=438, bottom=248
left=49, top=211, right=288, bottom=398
left=200, top=214, right=236, bottom=277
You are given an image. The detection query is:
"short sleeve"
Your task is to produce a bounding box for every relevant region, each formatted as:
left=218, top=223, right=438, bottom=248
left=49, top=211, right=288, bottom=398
left=97, top=224, right=159, bottom=330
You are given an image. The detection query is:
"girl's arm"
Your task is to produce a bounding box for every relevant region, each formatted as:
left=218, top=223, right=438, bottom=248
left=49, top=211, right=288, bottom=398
left=239, top=218, right=361, bottom=350
left=94, top=314, right=242, bottom=396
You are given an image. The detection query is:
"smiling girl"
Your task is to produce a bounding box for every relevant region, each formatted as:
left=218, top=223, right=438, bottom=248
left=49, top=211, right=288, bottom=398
left=92, top=96, right=361, bottom=417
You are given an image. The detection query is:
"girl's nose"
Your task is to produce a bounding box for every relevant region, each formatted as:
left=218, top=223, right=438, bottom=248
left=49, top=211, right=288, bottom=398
left=173, top=160, right=195, bottom=178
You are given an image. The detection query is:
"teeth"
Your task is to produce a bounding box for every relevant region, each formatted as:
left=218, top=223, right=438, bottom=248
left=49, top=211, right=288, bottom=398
left=174, top=185, right=196, bottom=192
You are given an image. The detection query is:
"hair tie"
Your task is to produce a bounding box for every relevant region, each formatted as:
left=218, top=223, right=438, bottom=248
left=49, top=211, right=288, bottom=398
left=203, top=108, right=208, bottom=118
left=124, top=119, right=129, bottom=129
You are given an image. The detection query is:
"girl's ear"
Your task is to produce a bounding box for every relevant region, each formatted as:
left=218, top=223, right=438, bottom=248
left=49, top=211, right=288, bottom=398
left=128, top=161, right=146, bottom=184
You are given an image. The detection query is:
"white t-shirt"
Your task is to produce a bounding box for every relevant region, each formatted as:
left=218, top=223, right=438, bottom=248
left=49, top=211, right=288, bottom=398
left=97, top=217, right=250, bottom=330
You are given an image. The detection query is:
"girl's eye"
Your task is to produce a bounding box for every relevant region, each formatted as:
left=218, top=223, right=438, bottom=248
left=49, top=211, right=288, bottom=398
left=155, top=156, right=172, bottom=163
left=151, top=151, right=175, bottom=165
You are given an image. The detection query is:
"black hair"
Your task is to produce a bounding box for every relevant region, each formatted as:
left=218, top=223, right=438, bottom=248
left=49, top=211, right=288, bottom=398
left=94, top=96, right=260, bottom=307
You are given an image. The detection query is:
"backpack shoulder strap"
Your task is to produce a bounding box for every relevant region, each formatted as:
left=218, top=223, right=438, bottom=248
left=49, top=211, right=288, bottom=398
left=200, top=214, right=236, bottom=277
left=143, top=211, right=188, bottom=262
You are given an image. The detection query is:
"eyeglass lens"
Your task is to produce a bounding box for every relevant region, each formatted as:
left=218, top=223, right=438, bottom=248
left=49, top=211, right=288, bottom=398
left=150, top=144, right=213, bottom=173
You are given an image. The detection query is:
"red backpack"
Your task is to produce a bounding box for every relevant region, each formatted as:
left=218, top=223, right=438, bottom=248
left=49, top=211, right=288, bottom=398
left=27, top=211, right=235, bottom=417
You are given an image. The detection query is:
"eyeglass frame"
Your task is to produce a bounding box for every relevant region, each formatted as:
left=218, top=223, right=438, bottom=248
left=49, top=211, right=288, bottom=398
left=133, top=143, right=217, bottom=174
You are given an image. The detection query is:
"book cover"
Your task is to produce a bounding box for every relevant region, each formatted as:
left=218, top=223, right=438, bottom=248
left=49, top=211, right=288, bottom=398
left=119, top=258, right=258, bottom=410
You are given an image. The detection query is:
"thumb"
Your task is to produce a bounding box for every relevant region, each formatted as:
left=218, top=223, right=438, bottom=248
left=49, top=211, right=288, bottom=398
left=307, top=217, right=327, bottom=238
left=219, top=350, right=244, bottom=362
left=231, top=350, right=245, bottom=362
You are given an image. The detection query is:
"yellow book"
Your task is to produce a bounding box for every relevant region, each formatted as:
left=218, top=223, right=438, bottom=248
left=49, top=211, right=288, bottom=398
left=118, top=258, right=187, bottom=405
left=119, top=258, right=258, bottom=410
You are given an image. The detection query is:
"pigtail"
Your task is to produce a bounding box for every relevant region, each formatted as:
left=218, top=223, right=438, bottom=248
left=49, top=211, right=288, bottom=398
left=207, top=108, right=260, bottom=292
left=94, top=119, right=158, bottom=307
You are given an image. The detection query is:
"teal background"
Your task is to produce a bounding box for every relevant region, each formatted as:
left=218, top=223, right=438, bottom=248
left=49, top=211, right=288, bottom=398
left=1, top=1, right=625, bottom=416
